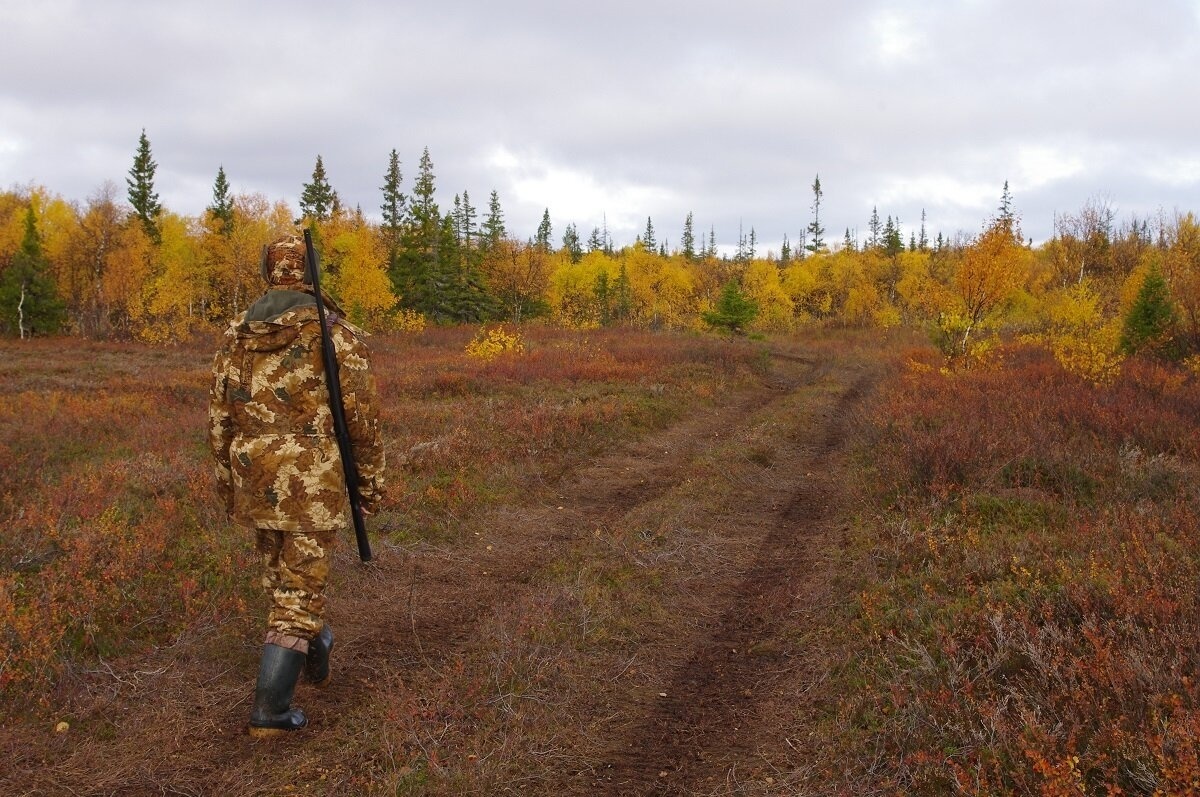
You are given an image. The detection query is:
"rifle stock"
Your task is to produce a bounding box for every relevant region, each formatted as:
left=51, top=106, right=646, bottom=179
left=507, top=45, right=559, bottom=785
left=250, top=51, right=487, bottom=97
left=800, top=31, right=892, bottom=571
left=304, top=228, right=372, bottom=562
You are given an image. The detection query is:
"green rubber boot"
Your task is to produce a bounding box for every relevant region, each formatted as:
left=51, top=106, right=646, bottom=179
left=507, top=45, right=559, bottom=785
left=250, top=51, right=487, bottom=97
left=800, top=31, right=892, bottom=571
left=248, top=644, right=307, bottom=738
left=304, top=624, right=334, bottom=688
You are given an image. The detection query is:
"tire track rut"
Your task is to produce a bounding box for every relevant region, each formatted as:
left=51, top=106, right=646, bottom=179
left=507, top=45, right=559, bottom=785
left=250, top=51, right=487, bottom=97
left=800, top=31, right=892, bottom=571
left=593, top=357, right=877, bottom=795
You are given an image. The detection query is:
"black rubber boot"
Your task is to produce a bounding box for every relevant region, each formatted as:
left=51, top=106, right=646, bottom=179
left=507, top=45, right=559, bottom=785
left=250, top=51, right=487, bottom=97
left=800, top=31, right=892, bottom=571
left=248, top=644, right=308, bottom=738
left=304, top=624, right=334, bottom=688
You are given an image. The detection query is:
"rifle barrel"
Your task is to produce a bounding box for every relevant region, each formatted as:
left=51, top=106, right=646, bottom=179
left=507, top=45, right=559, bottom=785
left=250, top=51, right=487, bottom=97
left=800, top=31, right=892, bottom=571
left=304, top=228, right=372, bottom=562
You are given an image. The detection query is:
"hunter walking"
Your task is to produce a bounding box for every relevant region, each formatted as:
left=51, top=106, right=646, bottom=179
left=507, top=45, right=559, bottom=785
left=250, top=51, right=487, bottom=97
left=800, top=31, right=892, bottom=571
left=208, top=233, right=385, bottom=737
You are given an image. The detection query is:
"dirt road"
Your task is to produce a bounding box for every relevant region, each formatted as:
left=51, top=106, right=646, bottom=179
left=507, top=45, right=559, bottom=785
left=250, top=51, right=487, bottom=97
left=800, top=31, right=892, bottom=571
left=3, top=337, right=880, bottom=796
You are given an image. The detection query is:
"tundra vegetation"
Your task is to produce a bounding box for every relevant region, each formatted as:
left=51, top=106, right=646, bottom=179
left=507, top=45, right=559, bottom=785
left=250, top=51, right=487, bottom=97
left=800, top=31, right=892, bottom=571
left=1, top=143, right=1199, bottom=792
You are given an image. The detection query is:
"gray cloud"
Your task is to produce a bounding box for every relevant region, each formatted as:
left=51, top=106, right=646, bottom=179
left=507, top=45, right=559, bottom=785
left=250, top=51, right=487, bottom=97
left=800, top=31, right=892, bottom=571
left=1, top=0, right=1197, bottom=251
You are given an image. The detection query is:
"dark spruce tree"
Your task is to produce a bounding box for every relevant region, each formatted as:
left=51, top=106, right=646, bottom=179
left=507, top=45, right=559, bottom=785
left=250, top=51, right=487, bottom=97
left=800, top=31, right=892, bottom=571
left=642, top=216, right=656, bottom=251
left=536, top=208, right=553, bottom=251
left=613, top=262, right=633, bottom=321
left=458, top=190, right=477, bottom=249
left=481, top=189, right=506, bottom=252
left=1120, top=264, right=1179, bottom=359
left=409, top=149, right=439, bottom=235
left=883, top=215, right=904, bottom=257
left=127, top=128, right=162, bottom=244
left=867, top=206, right=882, bottom=250
left=805, top=174, right=826, bottom=254
left=702, top=280, right=758, bottom=334
left=380, top=149, right=405, bottom=266
left=998, top=180, right=1014, bottom=227
left=562, top=223, right=583, bottom=263
left=299, top=154, right=335, bottom=223
left=393, top=147, right=440, bottom=314
left=681, top=212, right=696, bottom=261
left=0, top=205, right=65, bottom=338
left=207, top=165, right=234, bottom=234
left=451, top=195, right=464, bottom=243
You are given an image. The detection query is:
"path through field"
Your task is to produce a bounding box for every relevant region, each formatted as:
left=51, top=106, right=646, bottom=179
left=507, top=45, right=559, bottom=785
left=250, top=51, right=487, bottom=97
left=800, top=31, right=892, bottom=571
left=4, top=337, right=882, bottom=796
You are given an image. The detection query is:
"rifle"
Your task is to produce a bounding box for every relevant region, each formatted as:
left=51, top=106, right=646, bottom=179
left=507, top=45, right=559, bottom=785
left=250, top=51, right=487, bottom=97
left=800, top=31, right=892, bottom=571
left=304, top=228, right=372, bottom=562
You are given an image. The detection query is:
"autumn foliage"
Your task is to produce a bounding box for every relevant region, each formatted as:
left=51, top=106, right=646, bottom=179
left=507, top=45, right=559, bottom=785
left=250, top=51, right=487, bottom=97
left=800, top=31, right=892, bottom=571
left=3, top=175, right=1199, bottom=383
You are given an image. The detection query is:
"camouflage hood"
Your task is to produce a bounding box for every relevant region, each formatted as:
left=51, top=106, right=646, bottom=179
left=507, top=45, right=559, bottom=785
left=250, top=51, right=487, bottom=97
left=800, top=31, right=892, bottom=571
left=235, top=289, right=319, bottom=353
left=234, top=288, right=357, bottom=354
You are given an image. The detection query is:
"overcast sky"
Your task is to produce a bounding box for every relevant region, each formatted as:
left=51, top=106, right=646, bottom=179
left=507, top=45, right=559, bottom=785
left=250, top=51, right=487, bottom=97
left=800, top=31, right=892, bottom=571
left=2, top=0, right=1198, bottom=253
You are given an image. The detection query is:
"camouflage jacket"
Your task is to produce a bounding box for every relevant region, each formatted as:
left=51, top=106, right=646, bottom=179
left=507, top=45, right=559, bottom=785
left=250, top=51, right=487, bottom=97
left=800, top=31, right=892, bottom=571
left=208, top=288, right=385, bottom=532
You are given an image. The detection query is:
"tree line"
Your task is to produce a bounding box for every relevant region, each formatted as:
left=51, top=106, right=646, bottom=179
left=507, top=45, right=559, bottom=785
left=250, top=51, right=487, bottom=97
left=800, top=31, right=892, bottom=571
left=1, top=132, right=1198, bottom=378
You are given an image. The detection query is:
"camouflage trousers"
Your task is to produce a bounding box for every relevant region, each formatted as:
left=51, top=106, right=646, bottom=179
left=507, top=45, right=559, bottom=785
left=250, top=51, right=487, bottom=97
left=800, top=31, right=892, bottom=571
left=255, top=528, right=336, bottom=651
